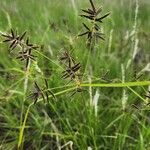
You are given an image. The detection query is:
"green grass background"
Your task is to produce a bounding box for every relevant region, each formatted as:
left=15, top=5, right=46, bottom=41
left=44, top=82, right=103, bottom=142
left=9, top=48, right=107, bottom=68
left=0, top=0, right=150, bottom=149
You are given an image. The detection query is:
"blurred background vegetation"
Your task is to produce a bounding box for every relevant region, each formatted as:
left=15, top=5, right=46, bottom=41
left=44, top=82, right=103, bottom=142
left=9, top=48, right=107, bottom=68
left=0, top=0, right=150, bottom=149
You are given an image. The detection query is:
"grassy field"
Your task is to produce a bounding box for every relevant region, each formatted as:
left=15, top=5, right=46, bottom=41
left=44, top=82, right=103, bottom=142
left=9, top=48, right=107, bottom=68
left=0, top=0, right=150, bottom=149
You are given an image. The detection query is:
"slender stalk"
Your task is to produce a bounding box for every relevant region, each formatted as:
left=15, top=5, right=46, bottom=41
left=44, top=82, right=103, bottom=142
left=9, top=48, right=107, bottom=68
left=80, top=81, right=150, bottom=87
left=18, top=52, right=31, bottom=149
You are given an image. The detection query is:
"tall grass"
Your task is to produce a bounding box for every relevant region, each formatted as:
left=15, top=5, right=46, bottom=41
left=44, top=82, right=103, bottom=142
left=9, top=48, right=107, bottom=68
left=0, top=0, right=150, bottom=150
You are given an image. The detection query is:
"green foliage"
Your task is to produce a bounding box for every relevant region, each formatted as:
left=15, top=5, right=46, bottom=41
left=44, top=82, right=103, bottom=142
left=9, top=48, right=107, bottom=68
left=0, top=0, right=150, bottom=149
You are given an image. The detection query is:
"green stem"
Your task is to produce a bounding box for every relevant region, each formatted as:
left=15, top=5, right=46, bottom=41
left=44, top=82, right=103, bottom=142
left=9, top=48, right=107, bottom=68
left=80, top=81, right=150, bottom=87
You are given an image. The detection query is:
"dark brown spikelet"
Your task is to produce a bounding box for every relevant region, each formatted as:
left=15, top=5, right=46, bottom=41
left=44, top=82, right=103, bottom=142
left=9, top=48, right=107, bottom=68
left=28, top=79, right=56, bottom=104
left=1, top=29, right=38, bottom=53
left=80, top=0, right=110, bottom=22
left=78, top=23, right=105, bottom=47
left=26, top=38, right=39, bottom=50
left=1, top=29, right=27, bottom=52
left=2, top=29, right=39, bottom=69
left=79, top=0, right=110, bottom=48
left=89, top=0, right=96, bottom=12
left=15, top=37, right=39, bottom=69
left=16, top=49, right=37, bottom=69
left=28, top=82, right=45, bottom=104
left=59, top=48, right=83, bottom=97
left=131, top=104, right=140, bottom=110
left=44, top=79, right=56, bottom=101
left=59, top=49, right=76, bottom=67
left=19, top=31, right=27, bottom=41
left=59, top=48, right=82, bottom=83
left=95, top=13, right=110, bottom=22
left=62, top=62, right=81, bottom=80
